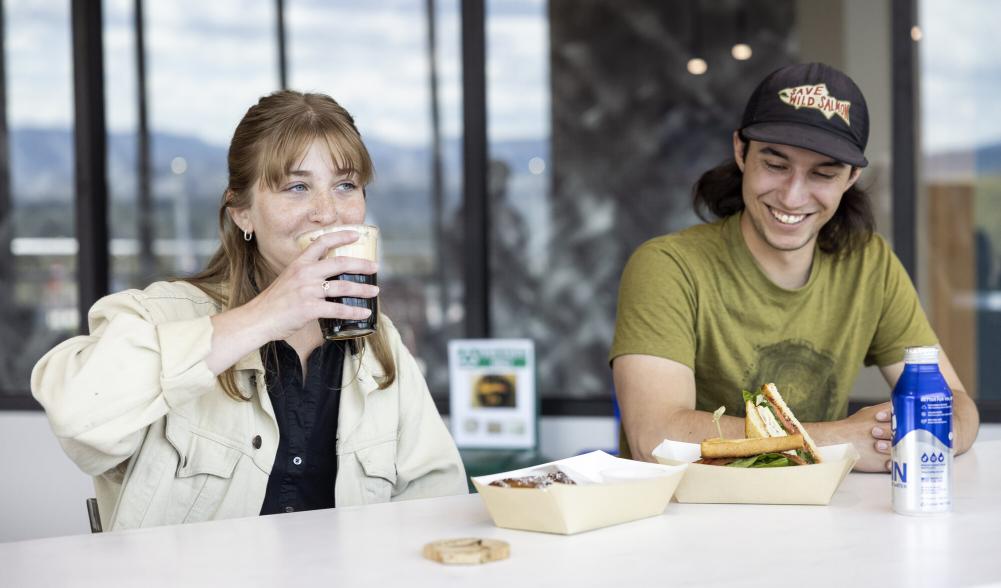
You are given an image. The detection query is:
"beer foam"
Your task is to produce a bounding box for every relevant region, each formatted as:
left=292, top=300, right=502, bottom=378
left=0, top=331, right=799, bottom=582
left=296, top=224, right=379, bottom=262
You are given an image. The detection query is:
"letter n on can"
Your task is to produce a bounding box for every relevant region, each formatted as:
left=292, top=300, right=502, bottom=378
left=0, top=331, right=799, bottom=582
left=892, top=461, right=907, bottom=483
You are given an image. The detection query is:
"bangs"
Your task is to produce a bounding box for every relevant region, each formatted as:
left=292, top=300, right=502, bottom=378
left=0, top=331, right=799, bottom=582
left=257, top=117, right=374, bottom=192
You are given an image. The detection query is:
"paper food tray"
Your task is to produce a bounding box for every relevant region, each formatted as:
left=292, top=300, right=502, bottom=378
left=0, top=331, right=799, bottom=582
left=472, top=451, right=687, bottom=534
left=651, top=440, right=858, bottom=505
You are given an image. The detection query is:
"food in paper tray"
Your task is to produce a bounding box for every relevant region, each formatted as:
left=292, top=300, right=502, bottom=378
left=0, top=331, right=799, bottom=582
left=697, top=434, right=808, bottom=467
left=697, top=383, right=821, bottom=468
left=474, top=451, right=687, bottom=534
left=651, top=386, right=859, bottom=504
left=489, top=467, right=577, bottom=488
left=744, top=383, right=821, bottom=463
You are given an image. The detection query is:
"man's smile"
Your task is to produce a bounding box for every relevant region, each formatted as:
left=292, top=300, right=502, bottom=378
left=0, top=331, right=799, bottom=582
left=766, top=204, right=811, bottom=226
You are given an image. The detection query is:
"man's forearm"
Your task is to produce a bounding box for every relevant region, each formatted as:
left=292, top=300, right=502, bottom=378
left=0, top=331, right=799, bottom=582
left=625, top=408, right=746, bottom=462
left=800, top=420, right=847, bottom=447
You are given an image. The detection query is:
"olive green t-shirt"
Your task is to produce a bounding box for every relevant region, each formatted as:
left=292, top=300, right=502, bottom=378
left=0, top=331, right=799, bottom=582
left=609, top=212, right=937, bottom=422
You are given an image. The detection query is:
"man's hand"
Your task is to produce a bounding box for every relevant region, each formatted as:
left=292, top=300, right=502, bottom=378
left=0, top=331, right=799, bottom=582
left=809, top=402, right=893, bottom=473
left=881, top=354, right=979, bottom=455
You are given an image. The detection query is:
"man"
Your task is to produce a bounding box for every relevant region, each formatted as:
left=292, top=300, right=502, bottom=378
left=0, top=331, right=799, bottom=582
left=610, top=63, right=979, bottom=472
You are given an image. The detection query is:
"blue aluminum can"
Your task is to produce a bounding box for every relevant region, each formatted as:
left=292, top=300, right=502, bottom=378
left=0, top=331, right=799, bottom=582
left=890, top=346, right=953, bottom=515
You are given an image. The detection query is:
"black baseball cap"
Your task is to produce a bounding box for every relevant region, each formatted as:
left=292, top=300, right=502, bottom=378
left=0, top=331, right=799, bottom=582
left=740, top=63, right=869, bottom=167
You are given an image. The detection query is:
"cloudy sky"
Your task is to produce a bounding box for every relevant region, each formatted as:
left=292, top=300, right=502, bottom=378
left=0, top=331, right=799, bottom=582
left=919, top=0, right=1001, bottom=153
left=4, top=0, right=548, bottom=148
left=4, top=0, right=999, bottom=154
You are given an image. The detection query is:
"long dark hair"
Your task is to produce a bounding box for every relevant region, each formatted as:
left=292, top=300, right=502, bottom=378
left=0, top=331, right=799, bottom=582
left=692, top=145, right=875, bottom=255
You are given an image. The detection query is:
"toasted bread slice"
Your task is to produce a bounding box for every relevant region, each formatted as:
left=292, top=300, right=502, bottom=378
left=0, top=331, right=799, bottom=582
left=744, top=394, right=788, bottom=438
left=744, top=399, right=769, bottom=438
left=700, top=434, right=804, bottom=458
left=760, top=383, right=822, bottom=464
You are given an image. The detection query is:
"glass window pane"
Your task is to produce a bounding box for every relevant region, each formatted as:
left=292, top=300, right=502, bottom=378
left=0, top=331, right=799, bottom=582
left=125, top=0, right=278, bottom=285
left=1, top=0, right=75, bottom=395
left=496, top=1, right=796, bottom=401
left=288, top=0, right=464, bottom=400
left=485, top=0, right=556, bottom=385
left=104, top=0, right=140, bottom=290
left=920, top=0, right=1001, bottom=402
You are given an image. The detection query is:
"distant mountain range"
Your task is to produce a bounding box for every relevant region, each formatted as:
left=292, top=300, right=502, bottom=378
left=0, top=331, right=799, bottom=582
left=6, top=127, right=550, bottom=244
left=10, top=124, right=997, bottom=217
left=7, top=127, right=548, bottom=204
left=925, top=142, right=1001, bottom=181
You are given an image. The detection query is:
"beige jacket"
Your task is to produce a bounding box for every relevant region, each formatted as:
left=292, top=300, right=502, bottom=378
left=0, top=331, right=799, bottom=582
left=31, top=281, right=467, bottom=530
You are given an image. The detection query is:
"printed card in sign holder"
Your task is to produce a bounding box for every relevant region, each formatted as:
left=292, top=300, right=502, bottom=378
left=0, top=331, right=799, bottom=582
left=448, top=339, right=536, bottom=450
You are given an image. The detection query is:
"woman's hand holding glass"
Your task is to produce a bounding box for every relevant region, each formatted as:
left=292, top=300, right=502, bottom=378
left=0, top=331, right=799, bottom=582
left=205, top=230, right=378, bottom=375
left=250, top=230, right=378, bottom=340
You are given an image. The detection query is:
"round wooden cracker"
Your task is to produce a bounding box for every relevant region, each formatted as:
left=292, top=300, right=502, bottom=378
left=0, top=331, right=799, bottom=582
left=422, top=538, right=510, bottom=565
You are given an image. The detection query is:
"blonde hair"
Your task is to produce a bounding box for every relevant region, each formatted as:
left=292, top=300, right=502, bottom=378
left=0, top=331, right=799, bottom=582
left=188, top=90, right=396, bottom=400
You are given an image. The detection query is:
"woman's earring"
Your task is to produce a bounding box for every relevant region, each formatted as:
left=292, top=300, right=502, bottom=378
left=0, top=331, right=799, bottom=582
left=243, top=230, right=253, bottom=242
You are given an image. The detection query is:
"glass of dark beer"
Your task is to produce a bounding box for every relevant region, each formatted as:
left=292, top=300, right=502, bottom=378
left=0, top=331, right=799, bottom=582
left=297, top=224, right=379, bottom=340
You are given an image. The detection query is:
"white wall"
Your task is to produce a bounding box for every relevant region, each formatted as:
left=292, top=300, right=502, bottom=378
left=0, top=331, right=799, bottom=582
left=2, top=411, right=997, bottom=544
left=0, top=412, right=94, bottom=542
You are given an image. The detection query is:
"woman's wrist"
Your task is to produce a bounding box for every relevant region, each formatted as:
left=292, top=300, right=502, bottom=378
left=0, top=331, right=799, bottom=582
left=206, top=302, right=271, bottom=374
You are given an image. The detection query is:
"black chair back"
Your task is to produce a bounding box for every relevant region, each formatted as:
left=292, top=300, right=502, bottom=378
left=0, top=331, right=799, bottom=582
left=86, top=498, right=102, bottom=533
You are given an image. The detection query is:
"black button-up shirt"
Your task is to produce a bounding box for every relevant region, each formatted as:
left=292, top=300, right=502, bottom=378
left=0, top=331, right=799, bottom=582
left=260, top=339, right=345, bottom=515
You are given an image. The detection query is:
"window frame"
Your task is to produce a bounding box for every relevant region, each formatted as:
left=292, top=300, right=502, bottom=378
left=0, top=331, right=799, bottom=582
left=1, top=0, right=997, bottom=423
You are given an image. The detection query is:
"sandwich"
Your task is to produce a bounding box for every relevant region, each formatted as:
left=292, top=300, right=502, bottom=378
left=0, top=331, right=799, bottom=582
left=697, top=434, right=808, bottom=467
left=694, top=383, right=821, bottom=467
left=743, top=383, right=822, bottom=464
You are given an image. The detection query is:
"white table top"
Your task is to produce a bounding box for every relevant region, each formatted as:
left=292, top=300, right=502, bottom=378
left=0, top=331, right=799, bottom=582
left=3, top=441, right=1001, bottom=588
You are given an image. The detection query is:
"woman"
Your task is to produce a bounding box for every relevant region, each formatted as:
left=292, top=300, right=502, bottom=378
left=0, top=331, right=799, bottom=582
left=31, top=90, right=467, bottom=531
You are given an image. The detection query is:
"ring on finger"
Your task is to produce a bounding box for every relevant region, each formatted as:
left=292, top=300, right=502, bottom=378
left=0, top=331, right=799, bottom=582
left=321, top=280, right=330, bottom=292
